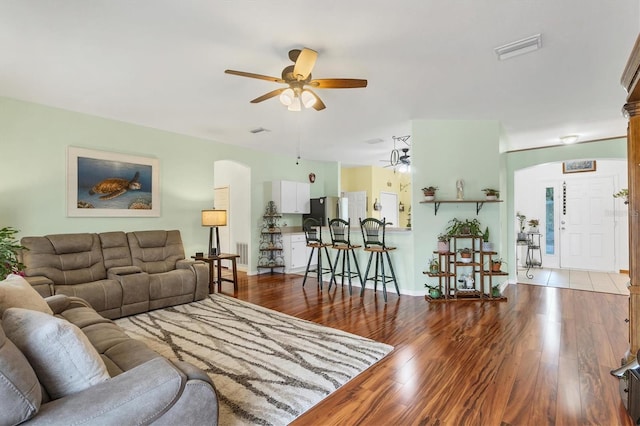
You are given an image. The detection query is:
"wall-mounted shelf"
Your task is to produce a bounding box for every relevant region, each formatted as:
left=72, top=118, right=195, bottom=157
left=419, top=199, right=503, bottom=215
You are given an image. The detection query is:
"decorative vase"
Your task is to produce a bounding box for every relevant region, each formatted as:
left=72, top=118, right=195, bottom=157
left=529, top=226, right=539, bottom=233
left=429, top=288, right=441, bottom=299
left=460, top=253, right=472, bottom=263
left=517, top=232, right=528, bottom=241
left=491, top=262, right=502, bottom=272
left=437, top=241, right=450, bottom=253
left=492, top=288, right=501, bottom=297
left=482, top=242, right=493, bottom=252
left=486, top=195, right=497, bottom=201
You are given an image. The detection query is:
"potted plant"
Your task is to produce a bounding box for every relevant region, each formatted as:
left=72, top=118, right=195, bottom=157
left=491, top=284, right=502, bottom=298
left=516, top=212, right=527, bottom=241
left=614, top=188, right=629, bottom=205
left=422, top=186, right=438, bottom=201
left=481, top=226, right=493, bottom=252
left=482, top=188, right=500, bottom=200
left=446, top=217, right=482, bottom=236
left=437, top=233, right=451, bottom=253
left=457, top=247, right=473, bottom=263
left=528, top=219, right=539, bottom=233
left=488, top=257, right=506, bottom=272
left=424, top=283, right=442, bottom=299
left=428, top=256, right=440, bottom=274
left=0, top=227, right=25, bottom=279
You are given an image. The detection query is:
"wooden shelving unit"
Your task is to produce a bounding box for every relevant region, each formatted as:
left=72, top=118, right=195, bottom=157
left=420, top=199, right=503, bottom=215
left=424, top=234, right=507, bottom=302
left=257, top=201, right=284, bottom=273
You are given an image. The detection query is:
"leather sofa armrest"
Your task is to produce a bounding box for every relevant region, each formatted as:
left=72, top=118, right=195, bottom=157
left=22, top=276, right=54, bottom=298
left=107, top=266, right=143, bottom=276
left=45, top=295, right=92, bottom=314
left=176, top=259, right=204, bottom=270
left=27, top=358, right=190, bottom=425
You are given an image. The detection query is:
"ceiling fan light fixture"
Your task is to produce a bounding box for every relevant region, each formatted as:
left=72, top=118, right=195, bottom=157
left=301, top=90, right=316, bottom=108
left=287, top=96, right=301, bottom=111
left=279, top=88, right=295, bottom=106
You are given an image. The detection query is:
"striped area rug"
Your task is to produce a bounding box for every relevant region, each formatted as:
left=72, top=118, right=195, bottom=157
left=115, top=294, right=393, bottom=425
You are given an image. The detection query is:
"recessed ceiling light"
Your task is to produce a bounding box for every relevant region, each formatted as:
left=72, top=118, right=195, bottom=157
left=560, top=135, right=579, bottom=144
left=494, top=34, right=542, bottom=60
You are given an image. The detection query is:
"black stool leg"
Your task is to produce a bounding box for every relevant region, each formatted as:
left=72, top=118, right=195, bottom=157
left=302, top=246, right=316, bottom=287
left=361, top=251, right=374, bottom=297
left=345, top=248, right=352, bottom=295
left=380, top=251, right=387, bottom=302
left=385, top=250, right=400, bottom=296
left=317, top=246, right=323, bottom=290
left=324, top=246, right=336, bottom=287
left=351, top=249, right=363, bottom=287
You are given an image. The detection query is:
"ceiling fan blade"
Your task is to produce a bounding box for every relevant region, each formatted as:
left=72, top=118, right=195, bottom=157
left=293, top=48, right=318, bottom=81
left=306, top=89, right=326, bottom=111
left=225, top=69, right=285, bottom=84
left=250, top=88, right=286, bottom=104
left=309, top=78, right=368, bottom=89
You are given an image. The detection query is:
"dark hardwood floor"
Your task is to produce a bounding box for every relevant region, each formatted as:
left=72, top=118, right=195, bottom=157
left=217, top=272, right=633, bottom=425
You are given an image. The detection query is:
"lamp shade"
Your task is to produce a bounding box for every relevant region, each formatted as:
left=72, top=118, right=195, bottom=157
left=301, top=90, right=316, bottom=108
left=202, top=209, right=227, bottom=227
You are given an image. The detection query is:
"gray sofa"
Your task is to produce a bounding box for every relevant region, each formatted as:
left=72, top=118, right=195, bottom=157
left=0, top=292, right=218, bottom=425
left=20, top=230, right=209, bottom=319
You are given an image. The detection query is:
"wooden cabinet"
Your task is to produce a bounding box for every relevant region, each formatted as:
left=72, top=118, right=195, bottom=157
left=272, top=180, right=310, bottom=214
left=425, top=235, right=507, bottom=302
left=282, top=233, right=314, bottom=274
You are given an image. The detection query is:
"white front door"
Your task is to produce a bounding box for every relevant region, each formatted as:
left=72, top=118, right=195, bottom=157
left=559, top=176, right=615, bottom=271
left=379, top=192, right=398, bottom=227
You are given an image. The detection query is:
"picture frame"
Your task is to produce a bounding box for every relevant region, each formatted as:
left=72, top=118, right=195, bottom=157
left=67, top=147, right=160, bottom=217
left=562, top=160, right=596, bottom=174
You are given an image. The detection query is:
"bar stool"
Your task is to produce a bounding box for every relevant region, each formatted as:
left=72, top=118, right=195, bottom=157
left=359, top=217, right=400, bottom=302
left=302, top=217, right=335, bottom=289
left=327, top=218, right=362, bottom=295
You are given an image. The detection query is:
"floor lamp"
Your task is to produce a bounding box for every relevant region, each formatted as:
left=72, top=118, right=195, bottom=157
left=202, top=209, right=227, bottom=256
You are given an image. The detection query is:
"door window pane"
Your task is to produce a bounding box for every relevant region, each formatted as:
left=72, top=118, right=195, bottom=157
left=545, top=187, right=554, bottom=254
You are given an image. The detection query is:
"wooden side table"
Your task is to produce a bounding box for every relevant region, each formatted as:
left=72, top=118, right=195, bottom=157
left=192, top=253, right=240, bottom=293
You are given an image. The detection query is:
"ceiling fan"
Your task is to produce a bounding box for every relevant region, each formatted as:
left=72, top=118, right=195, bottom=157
left=380, top=136, right=411, bottom=170
left=224, top=47, right=367, bottom=111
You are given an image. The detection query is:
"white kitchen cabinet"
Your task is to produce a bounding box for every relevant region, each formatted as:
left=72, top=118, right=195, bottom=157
left=272, top=180, right=310, bottom=214
left=282, top=233, right=314, bottom=274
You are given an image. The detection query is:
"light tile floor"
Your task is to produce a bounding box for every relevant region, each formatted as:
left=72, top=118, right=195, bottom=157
left=517, top=267, right=630, bottom=295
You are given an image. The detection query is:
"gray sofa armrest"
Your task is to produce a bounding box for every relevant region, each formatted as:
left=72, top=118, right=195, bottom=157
left=45, top=294, right=92, bottom=315
left=26, top=358, right=208, bottom=425
left=176, top=260, right=209, bottom=300
left=23, top=275, right=54, bottom=298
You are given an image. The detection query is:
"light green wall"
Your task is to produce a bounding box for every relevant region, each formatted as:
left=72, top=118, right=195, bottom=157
left=504, top=137, right=627, bottom=279
left=411, top=120, right=504, bottom=293
left=0, top=96, right=337, bottom=272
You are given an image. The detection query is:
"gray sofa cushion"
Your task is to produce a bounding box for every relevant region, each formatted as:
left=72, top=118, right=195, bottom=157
left=99, top=231, right=133, bottom=270
left=0, top=321, right=42, bottom=425
left=3, top=308, right=110, bottom=400
left=127, top=230, right=186, bottom=274
left=0, top=274, right=53, bottom=317
left=21, top=233, right=107, bottom=285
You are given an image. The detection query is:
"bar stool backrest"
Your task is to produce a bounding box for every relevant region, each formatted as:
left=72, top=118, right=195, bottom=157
left=303, top=217, right=323, bottom=244
left=328, top=218, right=352, bottom=246
left=359, top=217, right=388, bottom=249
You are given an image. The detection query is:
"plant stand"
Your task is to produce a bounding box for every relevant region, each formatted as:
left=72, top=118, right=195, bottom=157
left=424, top=234, right=507, bottom=302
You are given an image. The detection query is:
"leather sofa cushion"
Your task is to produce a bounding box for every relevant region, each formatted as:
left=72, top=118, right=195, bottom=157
left=99, top=231, right=133, bottom=270
left=55, top=280, right=122, bottom=318
left=127, top=230, right=186, bottom=274
left=3, top=308, right=110, bottom=399
left=21, top=233, right=107, bottom=285
left=0, top=321, right=41, bottom=425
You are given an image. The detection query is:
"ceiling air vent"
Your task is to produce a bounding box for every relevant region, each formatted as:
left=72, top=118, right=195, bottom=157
left=494, top=34, right=542, bottom=60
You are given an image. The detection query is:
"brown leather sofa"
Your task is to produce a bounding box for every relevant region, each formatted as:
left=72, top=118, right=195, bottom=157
left=20, top=230, right=209, bottom=319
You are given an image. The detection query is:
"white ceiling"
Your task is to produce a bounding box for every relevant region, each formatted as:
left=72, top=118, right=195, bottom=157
left=0, top=1, right=638, bottom=166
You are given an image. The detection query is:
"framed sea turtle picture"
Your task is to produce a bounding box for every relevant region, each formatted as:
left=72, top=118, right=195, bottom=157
left=67, top=147, right=160, bottom=217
